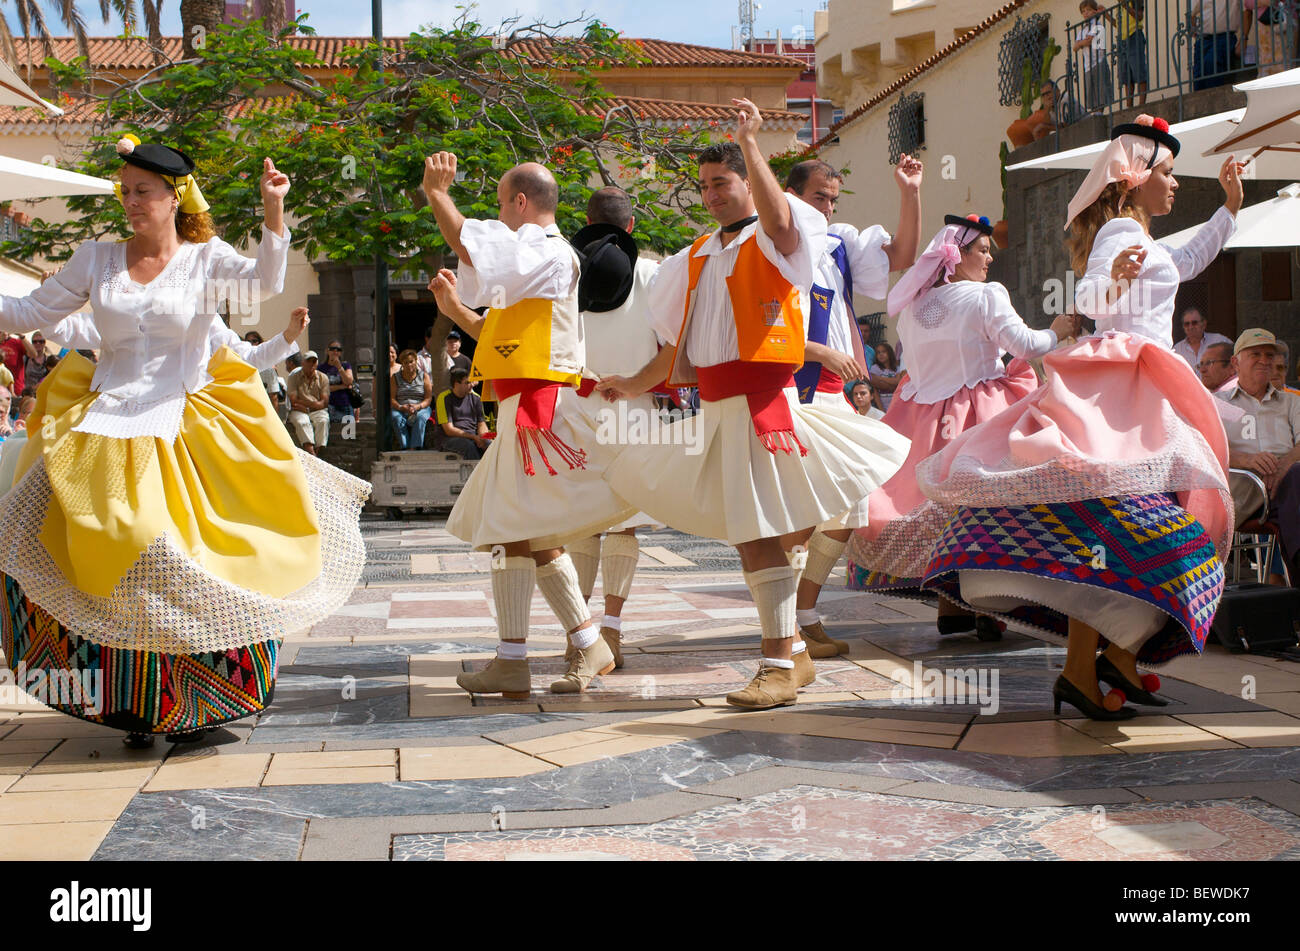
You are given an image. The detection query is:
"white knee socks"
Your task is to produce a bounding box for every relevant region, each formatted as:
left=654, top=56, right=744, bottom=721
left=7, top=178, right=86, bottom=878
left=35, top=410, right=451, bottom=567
left=536, top=552, right=593, bottom=636
left=566, top=535, right=602, bottom=601
left=492, top=556, right=536, bottom=656
left=786, top=545, right=808, bottom=588
left=804, top=531, right=847, bottom=589
left=744, top=565, right=797, bottom=653
left=600, top=532, right=640, bottom=602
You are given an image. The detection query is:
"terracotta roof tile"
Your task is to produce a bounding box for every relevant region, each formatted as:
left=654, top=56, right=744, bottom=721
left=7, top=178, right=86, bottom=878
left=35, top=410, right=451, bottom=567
left=805, top=0, right=1033, bottom=153
left=577, top=94, right=805, bottom=125
left=6, top=35, right=804, bottom=72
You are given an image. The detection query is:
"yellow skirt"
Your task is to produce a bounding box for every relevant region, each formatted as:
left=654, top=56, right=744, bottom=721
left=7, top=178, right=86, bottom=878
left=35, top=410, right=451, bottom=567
left=0, top=348, right=370, bottom=655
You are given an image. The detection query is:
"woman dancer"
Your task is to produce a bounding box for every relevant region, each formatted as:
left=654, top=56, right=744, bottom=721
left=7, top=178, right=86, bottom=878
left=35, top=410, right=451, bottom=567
left=847, top=215, right=1077, bottom=639
left=918, top=117, right=1241, bottom=719
left=0, top=136, right=370, bottom=746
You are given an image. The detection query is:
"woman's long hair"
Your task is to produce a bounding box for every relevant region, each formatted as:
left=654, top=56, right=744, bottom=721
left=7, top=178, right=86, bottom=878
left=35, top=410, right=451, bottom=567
left=177, top=209, right=217, bottom=243
left=874, top=341, right=898, bottom=371
left=1065, top=181, right=1149, bottom=276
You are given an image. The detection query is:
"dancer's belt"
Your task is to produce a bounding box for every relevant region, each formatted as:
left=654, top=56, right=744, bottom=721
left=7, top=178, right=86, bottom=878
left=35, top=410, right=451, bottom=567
left=493, top=378, right=587, bottom=476
left=695, top=360, right=807, bottom=456
left=816, top=367, right=844, bottom=395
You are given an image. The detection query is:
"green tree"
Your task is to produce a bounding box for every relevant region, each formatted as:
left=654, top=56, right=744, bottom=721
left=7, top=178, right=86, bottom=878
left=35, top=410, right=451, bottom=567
left=16, top=12, right=712, bottom=273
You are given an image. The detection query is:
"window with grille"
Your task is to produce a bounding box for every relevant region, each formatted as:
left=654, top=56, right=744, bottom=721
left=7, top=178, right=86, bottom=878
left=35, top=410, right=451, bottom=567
left=887, top=92, right=925, bottom=163
left=998, top=13, right=1052, bottom=107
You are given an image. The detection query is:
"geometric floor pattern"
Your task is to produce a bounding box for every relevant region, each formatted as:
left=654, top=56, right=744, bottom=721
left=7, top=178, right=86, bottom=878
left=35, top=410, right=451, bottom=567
left=4, top=515, right=1300, bottom=861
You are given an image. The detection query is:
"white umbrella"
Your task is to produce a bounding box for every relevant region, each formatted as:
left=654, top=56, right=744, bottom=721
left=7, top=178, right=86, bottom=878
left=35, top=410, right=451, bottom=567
left=1007, top=108, right=1300, bottom=179
left=0, top=56, right=63, bottom=114
left=0, top=153, right=114, bottom=202
left=1160, top=182, right=1300, bottom=248
left=1206, top=68, right=1300, bottom=157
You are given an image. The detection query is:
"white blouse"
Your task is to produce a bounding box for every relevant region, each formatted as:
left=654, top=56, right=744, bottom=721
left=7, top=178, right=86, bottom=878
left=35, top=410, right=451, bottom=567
left=896, top=280, right=1057, bottom=404
left=0, top=226, right=295, bottom=441
left=647, top=193, right=827, bottom=368
left=1075, top=206, right=1235, bottom=349
left=814, top=223, right=891, bottom=358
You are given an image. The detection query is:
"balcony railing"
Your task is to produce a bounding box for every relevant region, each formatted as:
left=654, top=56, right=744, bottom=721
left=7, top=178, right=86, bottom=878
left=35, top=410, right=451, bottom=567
left=1038, top=0, right=1297, bottom=144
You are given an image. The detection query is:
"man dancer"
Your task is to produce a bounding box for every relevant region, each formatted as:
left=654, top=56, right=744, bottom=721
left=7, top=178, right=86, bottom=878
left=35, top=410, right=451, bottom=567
left=780, top=156, right=922, bottom=658
left=423, top=154, right=635, bottom=697
left=564, top=186, right=664, bottom=669
left=597, top=101, right=910, bottom=709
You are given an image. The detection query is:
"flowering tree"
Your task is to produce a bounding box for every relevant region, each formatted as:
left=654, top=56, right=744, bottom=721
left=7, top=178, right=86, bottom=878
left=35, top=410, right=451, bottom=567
left=11, top=12, right=714, bottom=269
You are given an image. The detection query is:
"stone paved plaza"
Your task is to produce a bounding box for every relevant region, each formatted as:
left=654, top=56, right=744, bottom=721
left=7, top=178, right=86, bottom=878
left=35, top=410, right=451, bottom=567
left=3, top=515, right=1300, bottom=861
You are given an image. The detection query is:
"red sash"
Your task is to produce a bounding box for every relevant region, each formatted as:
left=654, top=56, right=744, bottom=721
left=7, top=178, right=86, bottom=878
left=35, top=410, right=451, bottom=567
left=816, top=367, right=844, bottom=395
left=493, top=378, right=587, bottom=476
left=695, top=361, right=807, bottom=456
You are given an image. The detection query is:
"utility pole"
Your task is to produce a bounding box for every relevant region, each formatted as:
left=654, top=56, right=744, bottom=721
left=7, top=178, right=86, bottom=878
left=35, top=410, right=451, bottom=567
left=372, top=0, right=390, bottom=456
left=738, top=0, right=758, bottom=50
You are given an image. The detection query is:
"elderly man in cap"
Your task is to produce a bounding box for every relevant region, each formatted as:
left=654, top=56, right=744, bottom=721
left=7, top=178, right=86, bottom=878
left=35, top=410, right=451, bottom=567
left=287, top=349, right=331, bottom=455
left=1216, top=328, right=1300, bottom=583
left=423, top=152, right=635, bottom=699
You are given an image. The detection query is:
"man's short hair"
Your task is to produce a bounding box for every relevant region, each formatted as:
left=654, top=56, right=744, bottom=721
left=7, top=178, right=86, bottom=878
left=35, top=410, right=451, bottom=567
left=1180, top=306, right=1205, bottom=323
left=785, top=159, right=843, bottom=195
left=1203, top=341, right=1233, bottom=363
left=587, top=186, right=633, bottom=228
left=450, top=367, right=471, bottom=385
left=698, top=143, right=748, bottom=180
left=504, top=164, right=559, bottom=214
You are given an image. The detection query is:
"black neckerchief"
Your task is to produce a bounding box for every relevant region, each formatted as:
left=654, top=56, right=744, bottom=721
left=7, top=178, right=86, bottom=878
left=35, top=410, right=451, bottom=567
left=720, top=214, right=758, bottom=234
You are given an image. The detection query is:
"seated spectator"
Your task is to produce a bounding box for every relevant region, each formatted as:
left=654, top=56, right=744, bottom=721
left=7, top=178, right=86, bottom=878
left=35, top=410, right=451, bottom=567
left=14, top=395, right=35, bottom=430
left=287, top=350, right=331, bottom=456
left=373, top=344, right=397, bottom=432
left=1198, top=340, right=1236, bottom=391
left=22, top=333, right=50, bottom=397
left=1216, top=328, right=1300, bottom=584
left=869, top=341, right=902, bottom=411
left=390, top=348, right=433, bottom=451
left=1272, top=341, right=1300, bottom=396
left=322, top=339, right=355, bottom=422
left=847, top=378, right=885, bottom=419
left=433, top=367, right=489, bottom=458
left=1173, top=306, right=1232, bottom=369
left=416, top=327, right=437, bottom=381
left=0, top=386, right=12, bottom=438
left=444, top=330, right=472, bottom=375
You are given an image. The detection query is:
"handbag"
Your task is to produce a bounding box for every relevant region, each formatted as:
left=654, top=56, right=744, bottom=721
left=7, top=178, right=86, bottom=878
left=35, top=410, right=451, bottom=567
left=347, top=382, right=366, bottom=409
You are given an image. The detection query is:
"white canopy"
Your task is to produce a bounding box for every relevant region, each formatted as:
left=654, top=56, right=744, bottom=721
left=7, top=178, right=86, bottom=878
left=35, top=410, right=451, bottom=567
left=0, top=56, right=63, bottom=114
left=1160, top=182, right=1300, bottom=248
left=1007, top=108, right=1300, bottom=180
left=1207, top=67, right=1300, bottom=157
left=0, top=153, right=114, bottom=203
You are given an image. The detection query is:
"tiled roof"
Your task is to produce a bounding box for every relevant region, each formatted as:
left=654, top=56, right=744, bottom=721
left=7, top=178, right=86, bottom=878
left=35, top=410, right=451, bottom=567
left=4, top=35, right=805, bottom=72
left=577, top=95, right=805, bottom=126
left=806, top=0, right=1035, bottom=153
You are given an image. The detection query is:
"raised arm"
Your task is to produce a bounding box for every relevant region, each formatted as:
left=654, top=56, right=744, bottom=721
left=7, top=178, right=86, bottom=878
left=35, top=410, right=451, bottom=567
left=1163, top=156, right=1243, bottom=280
left=429, top=269, right=486, bottom=339
left=884, top=154, right=923, bottom=271
left=423, top=152, right=471, bottom=266
left=734, top=99, right=798, bottom=256
left=0, top=242, right=95, bottom=335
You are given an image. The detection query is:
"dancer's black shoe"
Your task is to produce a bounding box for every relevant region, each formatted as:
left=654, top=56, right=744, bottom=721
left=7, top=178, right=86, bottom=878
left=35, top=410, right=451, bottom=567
left=122, top=732, right=155, bottom=749
left=1095, top=654, right=1168, bottom=706
left=1052, top=674, right=1136, bottom=720
left=936, top=614, right=976, bottom=635
left=974, top=616, right=1003, bottom=642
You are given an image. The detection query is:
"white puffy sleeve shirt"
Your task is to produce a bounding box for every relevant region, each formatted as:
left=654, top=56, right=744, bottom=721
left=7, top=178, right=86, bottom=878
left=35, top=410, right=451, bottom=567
left=897, top=281, right=1056, bottom=404
left=0, top=225, right=292, bottom=441
left=454, top=220, right=578, bottom=308
left=646, top=194, right=828, bottom=368
left=1075, top=207, right=1235, bottom=349
left=817, top=222, right=891, bottom=357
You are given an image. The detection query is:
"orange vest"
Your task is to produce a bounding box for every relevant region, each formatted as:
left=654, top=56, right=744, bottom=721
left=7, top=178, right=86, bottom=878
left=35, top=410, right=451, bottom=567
left=666, top=231, right=805, bottom=387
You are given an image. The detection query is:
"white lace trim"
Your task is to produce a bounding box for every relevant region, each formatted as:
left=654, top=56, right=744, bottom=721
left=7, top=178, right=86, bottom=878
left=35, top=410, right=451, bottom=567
left=0, top=451, right=371, bottom=654
left=71, top=391, right=188, bottom=442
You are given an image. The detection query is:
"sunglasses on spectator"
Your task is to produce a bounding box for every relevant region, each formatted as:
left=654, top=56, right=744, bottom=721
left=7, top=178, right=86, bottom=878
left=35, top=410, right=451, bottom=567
left=328, top=346, right=342, bottom=351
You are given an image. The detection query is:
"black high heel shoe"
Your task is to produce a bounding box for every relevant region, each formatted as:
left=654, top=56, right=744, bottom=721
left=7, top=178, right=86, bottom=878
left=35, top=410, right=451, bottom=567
left=1052, top=674, right=1136, bottom=720
left=1095, top=654, right=1168, bottom=706
left=166, top=728, right=213, bottom=744
left=974, top=616, right=1003, bottom=642
left=122, top=732, right=155, bottom=749
left=936, top=614, right=976, bottom=635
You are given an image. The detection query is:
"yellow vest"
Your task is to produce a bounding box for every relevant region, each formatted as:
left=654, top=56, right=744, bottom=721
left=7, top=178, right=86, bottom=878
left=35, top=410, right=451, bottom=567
left=468, top=240, right=585, bottom=386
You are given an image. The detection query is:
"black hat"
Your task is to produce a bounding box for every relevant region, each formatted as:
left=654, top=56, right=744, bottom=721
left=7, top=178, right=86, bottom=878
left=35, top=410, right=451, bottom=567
left=571, top=223, right=638, bottom=313
left=1112, top=118, right=1181, bottom=158
left=446, top=330, right=461, bottom=339
left=944, top=213, right=994, bottom=236
left=119, top=141, right=197, bottom=179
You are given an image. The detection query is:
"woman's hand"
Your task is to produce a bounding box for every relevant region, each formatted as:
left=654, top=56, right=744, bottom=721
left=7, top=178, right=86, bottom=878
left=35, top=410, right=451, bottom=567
left=261, top=158, right=290, bottom=205
left=1110, top=244, right=1146, bottom=284
left=284, top=306, right=309, bottom=345
left=1049, top=312, right=1081, bottom=341
left=1218, top=153, right=1245, bottom=216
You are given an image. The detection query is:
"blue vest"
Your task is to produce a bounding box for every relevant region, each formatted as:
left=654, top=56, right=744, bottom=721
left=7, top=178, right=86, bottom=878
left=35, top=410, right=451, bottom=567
left=795, top=236, right=857, bottom=403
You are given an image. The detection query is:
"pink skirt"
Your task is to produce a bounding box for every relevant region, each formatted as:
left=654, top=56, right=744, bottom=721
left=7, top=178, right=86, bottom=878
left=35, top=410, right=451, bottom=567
left=846, top=359, right=1039, bottom=588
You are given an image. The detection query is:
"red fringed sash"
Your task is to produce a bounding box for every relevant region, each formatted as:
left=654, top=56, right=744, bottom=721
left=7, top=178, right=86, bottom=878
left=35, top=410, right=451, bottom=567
left=695, top=361, right=807, bottom=456
left=816, top=367, right=844, bottom=395
left=494, top=378, right=587, bottom=476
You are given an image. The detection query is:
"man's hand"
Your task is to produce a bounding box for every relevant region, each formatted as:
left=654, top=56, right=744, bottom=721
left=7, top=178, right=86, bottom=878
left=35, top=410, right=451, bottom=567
left=473, top=435, right=489, bottom=450
left=596, top=374, right=641, bottom=402
left=806, top=342, right=863, bottom=382
left=423, top=153, right=458, bottom=200
left=1240, top=451, right=1280, bottom=478
left=894, top=153, right=923, bottom=193
left=429, top=268, right=459, bottom=311
left=733, top=98, right=763, bottom=143
left=284, top=306, right=309, bottom=345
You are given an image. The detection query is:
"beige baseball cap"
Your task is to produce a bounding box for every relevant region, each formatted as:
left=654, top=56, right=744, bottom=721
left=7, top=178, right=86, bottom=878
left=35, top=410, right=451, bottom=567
left=1233, top=328, right=1279, bottom=356
left=303, top=350, right=319, bottom=361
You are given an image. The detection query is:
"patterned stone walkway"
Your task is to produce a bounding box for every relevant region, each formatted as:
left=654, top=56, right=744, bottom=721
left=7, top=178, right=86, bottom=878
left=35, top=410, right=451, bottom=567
left=3, top=515, right=1300, bottom=861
